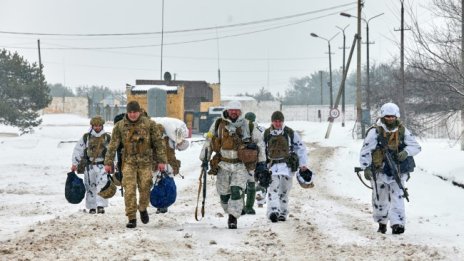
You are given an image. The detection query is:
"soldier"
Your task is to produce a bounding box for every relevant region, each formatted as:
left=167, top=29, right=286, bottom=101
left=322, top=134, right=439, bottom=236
left=104, top=101, right=167, bottom=228
left=200, top=101, right=266, bottom=229
left=153, top=120, right=189, bottom=214
left=360, top=102, right=421, bottom=234
left=263, top=111, right=309, bottom=222
left=71, top=116, right=111, bottom=214
left=242, top=112, right=265, bottom=214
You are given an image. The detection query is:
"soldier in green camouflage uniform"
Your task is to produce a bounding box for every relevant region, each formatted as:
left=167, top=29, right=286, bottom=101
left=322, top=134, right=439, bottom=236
left=104, top=101, right=167, bottom=228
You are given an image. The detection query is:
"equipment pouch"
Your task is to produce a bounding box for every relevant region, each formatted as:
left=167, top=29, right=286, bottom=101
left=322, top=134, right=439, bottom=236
left=77, top=157, right=88, bottom=174
left=286, top=152, right=299, bottom=172
left=208, top=153, right=221, bottom=175
left=372, top=149, right=384, bottom=170
left=237, top=143, right=259, bottom=164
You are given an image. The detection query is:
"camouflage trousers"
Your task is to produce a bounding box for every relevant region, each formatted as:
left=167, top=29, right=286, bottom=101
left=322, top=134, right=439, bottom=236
left=267, top=174, right=293, bottom=219
left=122, top=163, right=153, bottom=220
left=83, top=164, right=108, bottom=209
left=216, top=161, right=248, bottom=218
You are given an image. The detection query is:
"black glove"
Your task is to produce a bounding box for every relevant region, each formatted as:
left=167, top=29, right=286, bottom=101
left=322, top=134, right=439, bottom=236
left=255, top=161, right=267, bottom=173
left=246, top=143, right=258, bottom=150
left=254, top=162, right=271, bottom=188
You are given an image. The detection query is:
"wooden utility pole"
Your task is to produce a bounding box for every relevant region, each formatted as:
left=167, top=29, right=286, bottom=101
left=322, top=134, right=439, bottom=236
left=461, top=0, right=464, bottom=150
left=37, top=39, right=42, bottom=74
left=356, top=0, right=363, bottom=138
left=160, top=0, right=165, bottom=80
left=400, top=0, right=406, bottom=124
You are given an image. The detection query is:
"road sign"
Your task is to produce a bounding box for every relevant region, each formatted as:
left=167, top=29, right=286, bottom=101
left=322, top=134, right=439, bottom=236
left=329, top=108, right=340, bottom=118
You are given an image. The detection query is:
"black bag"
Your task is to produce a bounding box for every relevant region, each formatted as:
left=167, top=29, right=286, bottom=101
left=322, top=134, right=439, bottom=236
left=65, top=171, right=85, bottom=204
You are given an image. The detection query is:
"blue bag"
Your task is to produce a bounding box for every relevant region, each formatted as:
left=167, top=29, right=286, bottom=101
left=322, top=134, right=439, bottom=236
left=65, top=171, right=85, bottom=204
left=150, top=171, right=177, bottom=209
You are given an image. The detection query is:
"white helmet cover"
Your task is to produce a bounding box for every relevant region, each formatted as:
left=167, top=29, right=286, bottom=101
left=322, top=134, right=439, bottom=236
left=380, top=102, right=400, bottom=117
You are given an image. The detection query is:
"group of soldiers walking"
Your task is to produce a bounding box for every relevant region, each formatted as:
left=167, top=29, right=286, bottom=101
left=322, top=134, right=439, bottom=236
left=70, top=99, right=420, bottom=235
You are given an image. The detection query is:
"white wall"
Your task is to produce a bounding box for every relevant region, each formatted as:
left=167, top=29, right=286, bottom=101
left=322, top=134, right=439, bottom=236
left=43, top=97, right=88, bottom=117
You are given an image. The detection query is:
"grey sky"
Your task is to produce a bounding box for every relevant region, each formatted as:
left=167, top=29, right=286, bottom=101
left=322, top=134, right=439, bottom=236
left=0, top=0, right=421, bottom=96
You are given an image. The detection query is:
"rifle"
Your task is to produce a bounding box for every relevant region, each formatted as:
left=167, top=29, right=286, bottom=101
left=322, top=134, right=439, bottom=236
left=378, top=137, right=410, bottom=202
left=195, top=148, right=208, bottom=221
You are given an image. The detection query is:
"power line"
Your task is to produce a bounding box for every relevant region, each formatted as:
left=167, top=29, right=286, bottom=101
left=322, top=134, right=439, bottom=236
left=0, top=2, right=356, bottom=37
left=0, top=8, right=355, bottom=50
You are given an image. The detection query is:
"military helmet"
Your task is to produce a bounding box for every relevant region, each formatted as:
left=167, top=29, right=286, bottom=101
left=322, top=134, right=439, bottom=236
left=90, top=115, right=105, bottom=126
left=244, top=112, right=256, bottom=122
left=112, top=171, right=123, bottom=186
left=296, top=168, right=314, bottom=189
left=98, top=174, right=117, bottom=199
left=380, top=102, right=400, bottom=117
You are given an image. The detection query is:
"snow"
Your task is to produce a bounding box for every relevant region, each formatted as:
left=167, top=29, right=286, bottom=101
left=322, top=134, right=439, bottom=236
left=0, top=114, right=463, bottom=260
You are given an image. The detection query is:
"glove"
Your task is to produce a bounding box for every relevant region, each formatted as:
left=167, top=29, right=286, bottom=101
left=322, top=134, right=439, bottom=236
left=255, top=161, right=267, bottom=172
left=364, top=168, right=372, bottom=180
left=398, top=150, right=408, bottom=161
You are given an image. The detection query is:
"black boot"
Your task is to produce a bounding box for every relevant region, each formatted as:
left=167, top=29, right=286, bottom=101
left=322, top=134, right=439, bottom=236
left=89, top=209, right=96, bottom=214
left=391, top=224, right=405, bottom=234
left=156, top=208, right=168, bottom=214
left=228, top=214, right=237, bottom=229
left=377, top=223, right=387, bottom=234
left=126, top=219, right=137, bottom=228
left=140, top=210, right=149, bottom=224
left=269, top=212, right=279, bottom=223
left=97, top=207, right=105, bottom=214
left=278, top=215, right=286, bottom=222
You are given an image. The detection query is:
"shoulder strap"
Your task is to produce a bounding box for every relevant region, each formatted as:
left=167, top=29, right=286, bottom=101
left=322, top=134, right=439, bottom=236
left=249, top=121, right=254, bottom=135
left=263, top=128, right=271, bottom=144
left=83, top=133, right=90, bottom=145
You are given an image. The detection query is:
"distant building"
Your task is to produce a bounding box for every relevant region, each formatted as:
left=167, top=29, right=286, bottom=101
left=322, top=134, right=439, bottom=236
left=126, top=78, right=220, bottom=133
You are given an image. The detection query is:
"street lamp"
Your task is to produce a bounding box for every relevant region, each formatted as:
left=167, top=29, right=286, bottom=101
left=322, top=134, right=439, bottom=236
left=311, top=32, right=340, bottom=109
left=340, top=12, right=384, bottom=118
left=336, top=24, right=350, bottom=127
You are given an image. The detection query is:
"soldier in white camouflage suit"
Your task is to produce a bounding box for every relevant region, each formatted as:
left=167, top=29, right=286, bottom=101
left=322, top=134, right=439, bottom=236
left=263, top=111, right=309, bottom=223
left=200, top=101, right=266, bottom=229
left=71, top=116, right=111, bottom=214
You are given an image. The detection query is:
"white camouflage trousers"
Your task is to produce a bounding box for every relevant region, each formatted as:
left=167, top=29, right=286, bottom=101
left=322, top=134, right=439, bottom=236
left=370, top=172, right=408, bottom=227
left=83, top=164, right=109, bottom=209
left=216, top=161, right=248, bottom=218
left=267, top=174, right=293, bottom=219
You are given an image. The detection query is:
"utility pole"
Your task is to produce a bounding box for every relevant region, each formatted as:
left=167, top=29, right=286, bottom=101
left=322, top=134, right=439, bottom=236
left=336, top=24, right=350, bottom=127
left=356, top=0, right=363, bottom=138
left=160, top=0, right=165, bottom=80
left=393, top=0, right=411, bottom=124
left=37, top=39, right=42, bottom=76
left=311, top=32, right=340, bottom=109
left=461, top=0, right=464, bottom=150
left=320, top=71, right=323, bottom=105
left=400, top=0, right=406, bottom=124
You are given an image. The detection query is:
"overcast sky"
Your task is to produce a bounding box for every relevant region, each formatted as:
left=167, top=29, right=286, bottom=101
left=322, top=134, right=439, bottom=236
left=0, top=0, right=428, bottom=96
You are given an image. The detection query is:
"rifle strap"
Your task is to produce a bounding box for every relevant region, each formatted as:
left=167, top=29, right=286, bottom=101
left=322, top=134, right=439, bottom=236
left=194, top=170, right=205, bottom=221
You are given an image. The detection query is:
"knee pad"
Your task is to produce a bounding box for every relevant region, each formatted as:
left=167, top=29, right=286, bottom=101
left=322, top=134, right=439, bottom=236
left=230, top=186, right=242, bottom=200
left=220, top=194, right=230, bottom=204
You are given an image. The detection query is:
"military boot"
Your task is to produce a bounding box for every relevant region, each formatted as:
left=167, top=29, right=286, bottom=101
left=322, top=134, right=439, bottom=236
left=140, top=210, right=149, bottom=224
left=228, top=214, right=237, bottom=229
left=243, top=182, right=256, bottom=215
left=391, top=224, right=405, bottom=234
left=377, top=223, right=387, bottom=234
left=126, top=219, right=137, bottom=228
